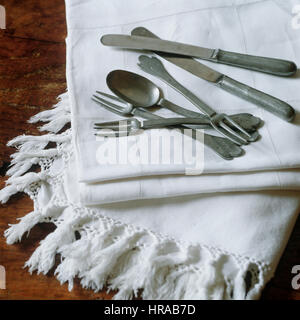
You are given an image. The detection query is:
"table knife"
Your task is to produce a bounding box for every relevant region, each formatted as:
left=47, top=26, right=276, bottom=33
left=101, top=34, right=297, bottom=77
left=126, top=27, right=295, bottom=122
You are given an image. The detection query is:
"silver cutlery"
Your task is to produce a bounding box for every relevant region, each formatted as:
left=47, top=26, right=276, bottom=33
left=93, top=91, right=209, bottom=129
left=92, top=90, right=261, bottom=132
left=154, top=96, right=261, bottom=132
left=105, top=69, right=258, bottom=146
left=95, top=116, right=246, bottom=135
left=92, top=91, right=244, bottom=160
left=111, top=27, right=295, bottom=122
left=101, top=33, right=297, bottom=76
left=137, top=55, right=259, bottom=145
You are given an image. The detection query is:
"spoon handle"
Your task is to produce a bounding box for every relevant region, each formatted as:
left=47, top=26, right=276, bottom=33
left=158, top=98, right=210, bottom=121
left=138, top=55, right=216, bottom=117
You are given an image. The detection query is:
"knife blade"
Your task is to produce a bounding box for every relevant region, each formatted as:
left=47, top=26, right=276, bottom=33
left=130, top=27, right=295, bottom=122
left=101, top=35, right=221, bottom=82
left=101, top=33, right=297, bottom=76
left=101, top=34, right=215, bottom=59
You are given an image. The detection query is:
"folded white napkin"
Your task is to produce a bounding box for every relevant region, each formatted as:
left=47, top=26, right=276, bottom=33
left=79, top=167, right=300, bottom=205
left=67, top=0, right=300, bottom=205
left=69, top=0, right=300, bottom=184
left=66, top=0, right=300, bottom=299
left=1, top=0, right=300, bottom=300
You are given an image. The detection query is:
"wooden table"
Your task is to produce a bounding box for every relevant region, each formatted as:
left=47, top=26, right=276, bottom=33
left=0, top=0, right=299, bottom=300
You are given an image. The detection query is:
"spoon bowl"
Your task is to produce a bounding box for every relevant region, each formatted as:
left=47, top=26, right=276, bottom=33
left=106, top=70, right=160, bottom=107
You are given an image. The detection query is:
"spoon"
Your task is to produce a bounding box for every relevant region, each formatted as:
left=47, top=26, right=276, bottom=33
left=106, top=70, right=261, bottom=133
left=104, top=70, right=251, bottom=159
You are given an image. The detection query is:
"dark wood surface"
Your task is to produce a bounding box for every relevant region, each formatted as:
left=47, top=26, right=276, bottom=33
left=0, top=0, right=299, bottom=300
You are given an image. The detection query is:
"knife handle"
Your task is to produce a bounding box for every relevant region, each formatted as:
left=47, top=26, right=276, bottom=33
left=209, top=49, right=297, bottom=77
left=217, top=75, right=295, bottom=122
left=131, top=27, right=297, bottom=77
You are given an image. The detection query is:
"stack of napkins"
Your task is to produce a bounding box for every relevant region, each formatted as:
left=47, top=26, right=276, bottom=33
left=1, top=0, right=300, bottom=299
left=70, top=0, right=300, bottom=204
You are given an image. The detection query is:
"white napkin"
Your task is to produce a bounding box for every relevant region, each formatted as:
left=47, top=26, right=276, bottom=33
left=64, top=0, right=300, bottom=299
left=78, top=167, right=300, bottom=205
left=63, top=142, right=300, bottom=299
left=1, top=0, right=300, bottom=300
left=68, top=0, right=300, bottom=184
left=66, top=0, right=300, bottom=205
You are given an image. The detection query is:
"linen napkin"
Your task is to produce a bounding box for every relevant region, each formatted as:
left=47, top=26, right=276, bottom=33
left=1, top=0, right=300, bottom=301
left=68, top=0, right=300, bottom=184
left=66, top=0, right=300, bottom=205
left=79, top=167, right=300, bottom=205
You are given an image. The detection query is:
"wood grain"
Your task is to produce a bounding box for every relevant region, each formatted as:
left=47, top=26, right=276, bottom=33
left=0, top=0, right=300, bottom=300
left=0, top=0, right=113, bottom=300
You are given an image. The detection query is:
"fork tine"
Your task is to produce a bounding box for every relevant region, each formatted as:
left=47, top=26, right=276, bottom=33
left=94, top=119, right=138, bottom=136
left=223, top=115, right=252, bottom=138
left=212, top=124, right=246, bottom=146
left=222, top=115, right=259, bottom=142
left=95, top=91, right=125, bottom=103
left=94, top=119, right=128, bottom=128
left=218, top=121, right=249, bottom=144
left=92, top=94, right=124, bottom=111
left=92, top=95, right=124, bottom=116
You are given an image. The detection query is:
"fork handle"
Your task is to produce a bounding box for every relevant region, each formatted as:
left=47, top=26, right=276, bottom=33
left=141, top=117, right=213, bottom=129
left=217, top=75, right=295, bottom=122
left=132, top=107, right=243, bottom=160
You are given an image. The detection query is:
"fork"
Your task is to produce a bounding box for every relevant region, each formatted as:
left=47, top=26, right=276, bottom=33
left=94, top=116, right=242, bottom=135
left=92, top=91, right=261, bottom=132
left=137, top=55, right=260, bottom=146
left=92, top=92, right=244, bottom=160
